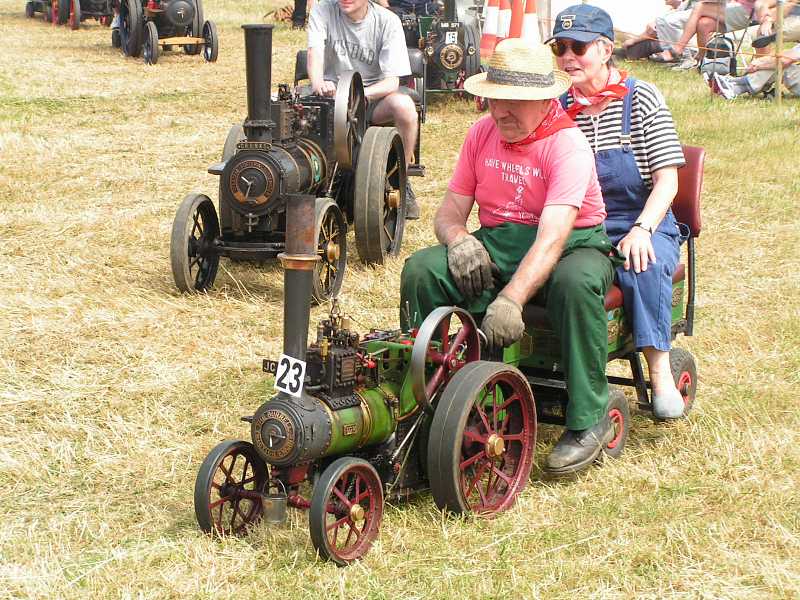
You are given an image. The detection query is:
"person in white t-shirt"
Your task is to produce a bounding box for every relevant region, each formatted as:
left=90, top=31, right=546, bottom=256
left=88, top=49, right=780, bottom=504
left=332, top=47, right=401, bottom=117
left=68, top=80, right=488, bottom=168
left=307, top=0, right=421, bottom=218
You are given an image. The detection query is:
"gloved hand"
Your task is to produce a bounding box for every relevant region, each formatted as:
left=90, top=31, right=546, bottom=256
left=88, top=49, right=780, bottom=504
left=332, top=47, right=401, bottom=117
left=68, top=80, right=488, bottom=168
left=447, top=234, right=495, bottom=301
left=481, top=294, right=524, bottom=350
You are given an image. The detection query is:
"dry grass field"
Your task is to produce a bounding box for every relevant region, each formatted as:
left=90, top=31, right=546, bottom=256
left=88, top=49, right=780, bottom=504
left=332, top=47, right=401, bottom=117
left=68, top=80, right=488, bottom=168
left=1, top=0, right=799, bottom=597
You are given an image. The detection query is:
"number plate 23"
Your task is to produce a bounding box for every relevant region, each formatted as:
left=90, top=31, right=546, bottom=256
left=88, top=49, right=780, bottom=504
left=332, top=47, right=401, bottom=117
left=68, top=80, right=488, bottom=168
left=273, top=354, right=306, bottom=397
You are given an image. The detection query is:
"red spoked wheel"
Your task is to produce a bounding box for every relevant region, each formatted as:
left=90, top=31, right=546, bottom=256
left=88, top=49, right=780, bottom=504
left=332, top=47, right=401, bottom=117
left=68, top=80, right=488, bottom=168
left=194, top=440, right=268, bottom=536
left=309, top=457, right=384, bottom=566
left=670, top=347, right=697, bottom=415
left=428, top=361, right=536, bottom=515
left=604, top=387, right=630, bottom=459
left=410, top=306, right=481, bottom=414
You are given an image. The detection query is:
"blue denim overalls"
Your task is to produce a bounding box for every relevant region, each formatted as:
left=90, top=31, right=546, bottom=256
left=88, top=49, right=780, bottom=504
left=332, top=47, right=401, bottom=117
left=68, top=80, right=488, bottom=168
left=563, top=78, right=680, bottom=351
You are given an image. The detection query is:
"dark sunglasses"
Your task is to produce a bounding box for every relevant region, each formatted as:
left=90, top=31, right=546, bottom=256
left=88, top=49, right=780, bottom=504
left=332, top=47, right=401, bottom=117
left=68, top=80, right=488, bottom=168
left=551, top=39, right=595, bottom=57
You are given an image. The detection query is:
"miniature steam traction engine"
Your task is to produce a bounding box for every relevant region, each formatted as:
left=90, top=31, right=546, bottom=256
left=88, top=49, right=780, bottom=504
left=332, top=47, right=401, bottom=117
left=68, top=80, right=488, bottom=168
left=194, top=185, right=537, bottom=566
left=171, top=25, right=410, bottom=303
left=26, top=0, right=112, bottom=28
left=115, top=0, right=218, bottom=64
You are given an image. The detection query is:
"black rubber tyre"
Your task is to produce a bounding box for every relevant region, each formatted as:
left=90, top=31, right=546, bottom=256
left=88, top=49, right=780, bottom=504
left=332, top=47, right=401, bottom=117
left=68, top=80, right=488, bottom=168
left=184, top=0, right=204, bottom=55
left=142, top=20, right=158, bottom=64
left=312, top=199, right=347, bottom=304
left=194, top=440, right=268, bottom=536
left=669, top=347, right=697, bottom=415
left=67, top=0, right=79, bottom=29
left=119, top=0, right=143, bottom=57
left=603, top=387, right=630, bottom=459
left=309, top=457, right=384, bottom=566
left=201, top=20, right=218, bottom=62
left=353, top=126, right=406, bottom=265
left=111, top=27, right=121, bottom=48
left=170, top=193, right=220, bottom=293
left=26, top=1, right=35, bottom=17
left=462, top=20, right=481, bottom=78
left=427, top=361, right=537, bottom=515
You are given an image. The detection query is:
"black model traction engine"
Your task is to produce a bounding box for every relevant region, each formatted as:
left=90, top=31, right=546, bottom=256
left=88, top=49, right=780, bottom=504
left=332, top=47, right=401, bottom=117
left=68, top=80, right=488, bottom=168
left=171, top=24, right=410, bottom=303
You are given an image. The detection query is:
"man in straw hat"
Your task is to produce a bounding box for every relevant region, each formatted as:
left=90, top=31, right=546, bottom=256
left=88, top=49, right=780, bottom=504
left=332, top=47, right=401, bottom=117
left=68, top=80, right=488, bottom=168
left=400, top=38, right=623, bottom=475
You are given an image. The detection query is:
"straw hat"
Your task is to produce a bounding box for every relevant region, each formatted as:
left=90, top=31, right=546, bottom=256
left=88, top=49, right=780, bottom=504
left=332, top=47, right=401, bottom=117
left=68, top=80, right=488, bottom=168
left=464, top=38, right=571, bottom=101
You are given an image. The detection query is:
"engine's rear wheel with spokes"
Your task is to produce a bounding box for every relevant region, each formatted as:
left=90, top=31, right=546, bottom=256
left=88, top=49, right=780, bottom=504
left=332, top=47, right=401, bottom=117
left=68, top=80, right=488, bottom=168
left=170, top=193, right=220, bottom=293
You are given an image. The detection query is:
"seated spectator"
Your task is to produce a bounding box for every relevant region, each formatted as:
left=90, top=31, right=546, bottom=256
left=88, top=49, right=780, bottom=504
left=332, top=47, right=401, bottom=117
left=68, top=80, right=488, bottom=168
left=307, top=0, right=420, bottom=218
left=659, top=0, right=756, bottom=67
left=712, top=43, right=800, bottom=97
left=618, top=1, right=695, bottom=64
left=751, top=0, right=800, bottom=47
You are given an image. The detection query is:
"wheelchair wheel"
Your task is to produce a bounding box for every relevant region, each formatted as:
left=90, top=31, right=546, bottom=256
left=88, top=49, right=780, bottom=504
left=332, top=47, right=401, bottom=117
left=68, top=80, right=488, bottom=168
left=353, top=126, right=406, bottom=265
left=119, top=0, right=143, bottom=57
left=669, top=348, right=697, bottom=415
left=427, top=361, right=536, bottom=515
left=604, top=387, right=630, bottom=459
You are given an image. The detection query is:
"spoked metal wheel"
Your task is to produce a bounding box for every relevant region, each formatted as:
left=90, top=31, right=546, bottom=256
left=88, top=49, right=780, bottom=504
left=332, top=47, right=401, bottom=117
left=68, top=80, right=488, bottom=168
left=309, top=457, right=384, bottom=566
left=119, top=0, right=143, bottom=57
left=67, top=0, right=79, bottom=29
left=312, top=199, right=347, bottom=304
left=170, top=193, right=220, bottom=293
left=428, top=361, right=537, bottom=515
left=184, top=0, right=204, bottom=55
left=194, top=440, right=268, bottom=536
left=604, top=387, right=630, bottom=459
left=333, top=70, right=367, bottom=170
left=669, top=348, right=697, bottom=415
left=202, top=20, right=218, bottom=62
left=353, top=126, right=406, bottom=265
left=410, top=306, right=480, bottom=413
left=142, top=21, right=159, bottom=64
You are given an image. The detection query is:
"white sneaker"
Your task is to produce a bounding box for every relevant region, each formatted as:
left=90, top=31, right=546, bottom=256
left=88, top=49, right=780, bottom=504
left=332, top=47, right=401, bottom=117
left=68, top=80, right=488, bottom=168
left=712, top=72, right=738, bottom=100
left=671, top=57, right=697, bottom=71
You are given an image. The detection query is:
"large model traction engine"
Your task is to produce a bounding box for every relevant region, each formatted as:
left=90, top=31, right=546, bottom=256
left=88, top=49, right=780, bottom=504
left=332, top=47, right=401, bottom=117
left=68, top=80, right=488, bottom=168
left=26, top=0, right=113, bottom=29
left=114, top=0, right=218, bottom=64
left=171, top=25, right=409, bottom=303
left=192, top=53, right=537, bottom=559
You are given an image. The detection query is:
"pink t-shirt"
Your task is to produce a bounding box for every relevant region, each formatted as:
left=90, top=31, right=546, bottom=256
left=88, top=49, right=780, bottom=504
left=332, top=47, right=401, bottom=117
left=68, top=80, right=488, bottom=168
left=448, top=115, right=606, bottom=229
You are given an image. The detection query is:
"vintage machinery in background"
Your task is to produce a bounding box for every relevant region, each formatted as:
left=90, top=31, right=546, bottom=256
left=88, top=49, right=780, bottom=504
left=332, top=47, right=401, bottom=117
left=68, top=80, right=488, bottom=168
left=397, top=0, right=481, bottom=96
left=25, top=0, right=113, bottom=28
left=171, top=25, right=410, bottom=303
left=192, top=132, right=703, bottom=563
left=115, top=0, right=218, bottom=64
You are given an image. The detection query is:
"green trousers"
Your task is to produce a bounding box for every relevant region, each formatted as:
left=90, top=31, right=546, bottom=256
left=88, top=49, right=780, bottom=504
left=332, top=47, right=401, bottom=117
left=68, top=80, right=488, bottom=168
left=400, top=222, right=619, bottom=430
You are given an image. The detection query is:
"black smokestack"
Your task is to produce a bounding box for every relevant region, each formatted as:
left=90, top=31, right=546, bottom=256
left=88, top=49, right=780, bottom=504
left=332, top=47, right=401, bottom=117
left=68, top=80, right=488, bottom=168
left=242, top=24, right=274, bottom=143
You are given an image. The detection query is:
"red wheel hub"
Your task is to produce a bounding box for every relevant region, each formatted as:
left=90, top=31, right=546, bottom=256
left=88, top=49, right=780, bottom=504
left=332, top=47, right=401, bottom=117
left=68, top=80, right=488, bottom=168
left=677, top=371, right=692, bottom=405
left=607, top=408, right=624, bottom=450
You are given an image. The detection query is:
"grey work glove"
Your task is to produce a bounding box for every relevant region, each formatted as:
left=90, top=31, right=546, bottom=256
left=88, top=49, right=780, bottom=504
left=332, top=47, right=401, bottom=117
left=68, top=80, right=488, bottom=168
left=481, top=294, right=524, bottom=350
left=447, top=234, right=495, bottom=301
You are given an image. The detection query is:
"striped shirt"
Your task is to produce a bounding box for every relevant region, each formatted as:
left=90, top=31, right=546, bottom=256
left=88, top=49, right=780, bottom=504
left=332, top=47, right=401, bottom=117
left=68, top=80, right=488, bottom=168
left=563, top=80, right=685, bottom=188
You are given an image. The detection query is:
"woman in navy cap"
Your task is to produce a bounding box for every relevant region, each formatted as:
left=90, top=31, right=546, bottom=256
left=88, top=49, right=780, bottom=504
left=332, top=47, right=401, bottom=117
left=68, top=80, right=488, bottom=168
left=549, top=4, right=688, bottom=422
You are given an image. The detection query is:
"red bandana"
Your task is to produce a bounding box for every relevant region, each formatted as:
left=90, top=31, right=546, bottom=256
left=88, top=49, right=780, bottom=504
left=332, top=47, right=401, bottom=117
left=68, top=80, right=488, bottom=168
left=500, top=100, right=576, bottom=150
left=566, top=69, right=629, bottom=119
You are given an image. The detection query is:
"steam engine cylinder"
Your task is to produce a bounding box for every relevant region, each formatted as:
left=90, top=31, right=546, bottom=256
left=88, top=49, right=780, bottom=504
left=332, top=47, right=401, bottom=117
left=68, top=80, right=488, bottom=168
left=251, top=384, right=399, bottom=467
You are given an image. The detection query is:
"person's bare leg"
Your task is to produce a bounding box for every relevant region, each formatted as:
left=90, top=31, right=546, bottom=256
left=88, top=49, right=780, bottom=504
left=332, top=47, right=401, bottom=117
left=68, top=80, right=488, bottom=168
left=673, top=2, right=725, bottom=55
left=370, top=92, right=418, bottom=166
left=696, top=15, right=724, bottom=62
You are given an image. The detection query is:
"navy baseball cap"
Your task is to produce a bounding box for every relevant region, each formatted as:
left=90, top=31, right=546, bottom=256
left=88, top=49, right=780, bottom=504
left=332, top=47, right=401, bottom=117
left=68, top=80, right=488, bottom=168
left=547, top=4, right=615, bottom=44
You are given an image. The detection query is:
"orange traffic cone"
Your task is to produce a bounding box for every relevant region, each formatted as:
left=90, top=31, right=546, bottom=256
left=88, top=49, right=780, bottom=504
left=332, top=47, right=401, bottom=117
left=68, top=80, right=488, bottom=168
left=480, top=0, right=499, bottom=59
left=509, top=0, right=525, bottom=38
left=521, top=0, right=541, bottom=45
left=496, top=0, right=512, bottom=45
